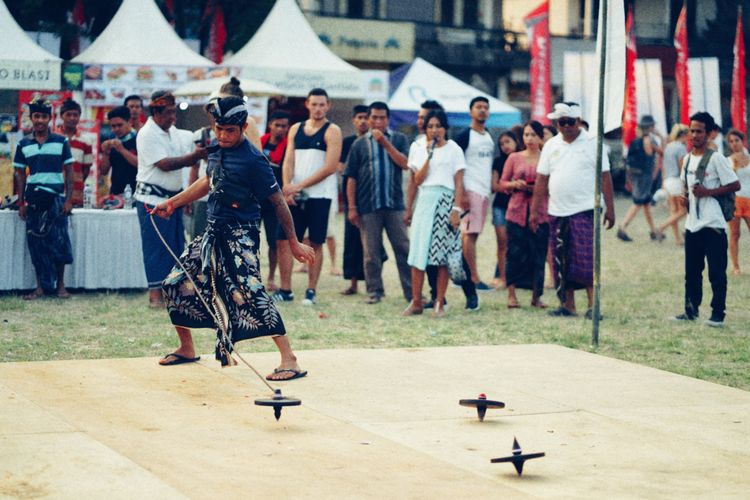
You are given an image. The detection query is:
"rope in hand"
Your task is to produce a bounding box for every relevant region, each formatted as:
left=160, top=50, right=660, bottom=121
left=147, top=206, right=275, bottom=393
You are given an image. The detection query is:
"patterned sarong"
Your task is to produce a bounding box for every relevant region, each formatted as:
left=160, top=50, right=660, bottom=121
left=548, top=210, right=594, bottom=302
left=162, top=220, right=285, bottom=365
left=25, top=197, right=73, bottom=291
left=407, top=186, right=457, bottom=270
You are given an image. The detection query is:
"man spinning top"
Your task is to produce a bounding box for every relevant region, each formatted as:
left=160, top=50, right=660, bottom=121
left=152, top=96, right=314, bottom=381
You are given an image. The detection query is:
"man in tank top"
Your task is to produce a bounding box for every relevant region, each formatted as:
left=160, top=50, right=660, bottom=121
left=274, top=88, right=343, bottom=306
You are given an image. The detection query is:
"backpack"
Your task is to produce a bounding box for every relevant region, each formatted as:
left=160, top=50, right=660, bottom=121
left=684, top=149, right=736, bottom=221
left=626, top=137, right=649, bottom=175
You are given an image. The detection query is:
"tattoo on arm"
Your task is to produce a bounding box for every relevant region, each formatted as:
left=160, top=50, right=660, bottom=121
left=268, top=191, right=297, bottom=242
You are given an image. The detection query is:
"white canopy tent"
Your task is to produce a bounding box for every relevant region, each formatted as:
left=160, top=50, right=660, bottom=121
left=0, top=0, right=61, bottom=90
left=223, top=0, right=364, bottom=99
left=72, top=0, right=213, bottom=66
left=173, top=77, right=283, bottom=100
left=388, top=58, right=521, bottom=128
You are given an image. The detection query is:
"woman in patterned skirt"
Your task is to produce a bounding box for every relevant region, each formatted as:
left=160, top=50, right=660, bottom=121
left=403, top=110, right=466, bottom=317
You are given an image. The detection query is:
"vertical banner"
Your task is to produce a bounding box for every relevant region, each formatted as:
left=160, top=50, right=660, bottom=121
left=674, top=4, right=690, bottom=125
left=635, top=59, right=667, bottom=137
left=688, top=58, right=722, bottom=126
left=524, top=1, right=552, bottom=124
left=731, top=8, right=746, bottom=137
left=622, top=6, right=637, bottom=148
left=590, top=0, right=625, bottom=136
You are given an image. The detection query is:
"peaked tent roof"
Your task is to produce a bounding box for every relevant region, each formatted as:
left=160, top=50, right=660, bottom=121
left=0, top=0, right=61, bottom=90
left=388, top=58, right=521, bottom=128
left=223, top=0, right=363, bottom=99
left=72, top=0, right=213, bottom=66
left=0, top=0, right=60, bottom=62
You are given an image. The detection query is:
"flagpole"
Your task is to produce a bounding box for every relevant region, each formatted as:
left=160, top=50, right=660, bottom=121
left=592, top=0, right=609, bottom=347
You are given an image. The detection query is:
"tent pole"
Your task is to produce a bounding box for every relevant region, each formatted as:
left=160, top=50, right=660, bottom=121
left=592, top=0, right=609, bottom=347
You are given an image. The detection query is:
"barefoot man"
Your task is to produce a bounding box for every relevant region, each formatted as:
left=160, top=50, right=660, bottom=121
left=152, top=96, right=314, bottom=381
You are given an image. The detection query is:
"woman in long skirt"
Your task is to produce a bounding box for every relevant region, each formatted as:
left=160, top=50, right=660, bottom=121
left=499, top=121, right=549, bottom=309
left=403, top=110, right=466, bottom=317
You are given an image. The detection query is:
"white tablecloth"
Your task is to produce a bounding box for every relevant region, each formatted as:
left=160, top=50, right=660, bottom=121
left=0, top=208, right=148, bottom=290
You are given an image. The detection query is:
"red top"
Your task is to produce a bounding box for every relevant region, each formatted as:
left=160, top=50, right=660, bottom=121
left=501, top=152, right=549, bottom=227
left=61, top=130, right=94, bottom=207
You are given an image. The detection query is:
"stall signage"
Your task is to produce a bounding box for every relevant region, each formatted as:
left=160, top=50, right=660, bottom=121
left=0, top=60, right=61, bottom=91
left=307, top=16, right=414, bottom=63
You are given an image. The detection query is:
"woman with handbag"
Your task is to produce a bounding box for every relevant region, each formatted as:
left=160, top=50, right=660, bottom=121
left=499, top=121, right=549, bottom=309
left=402, top=110, right=465, bottom=317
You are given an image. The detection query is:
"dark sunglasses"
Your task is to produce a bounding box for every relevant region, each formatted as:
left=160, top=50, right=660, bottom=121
left=557, top=117, right=578, bottom=127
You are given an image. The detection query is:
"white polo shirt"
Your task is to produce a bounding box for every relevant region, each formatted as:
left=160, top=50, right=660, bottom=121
left=135, top=117, right=194, bottom=206
left=683, top=152, right=738, bottom=232
left=537, top=131, right=610, bottom=217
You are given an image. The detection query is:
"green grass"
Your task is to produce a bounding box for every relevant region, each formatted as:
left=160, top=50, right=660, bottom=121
left=2, top=197, right=749, bottom=389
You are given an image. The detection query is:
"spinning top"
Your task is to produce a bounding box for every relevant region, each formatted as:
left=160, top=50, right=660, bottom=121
left=459, top=393, right=505, bottom=421
left=490, top=437, right=545, bottom=475
left=254, top=388, right=301, bottom=421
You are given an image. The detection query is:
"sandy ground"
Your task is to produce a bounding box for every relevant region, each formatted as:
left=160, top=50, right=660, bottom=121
left=1, top=344, right=749, bottom=499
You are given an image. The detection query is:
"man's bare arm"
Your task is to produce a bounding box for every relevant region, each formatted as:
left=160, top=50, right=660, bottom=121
left=153, top=149, right=204, bottom=172
left=268, top=190, right=300, bottom=243
left=281, top=124, right=298, bottom=186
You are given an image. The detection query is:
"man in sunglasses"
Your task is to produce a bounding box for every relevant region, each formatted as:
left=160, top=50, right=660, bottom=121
left=529, top=102, right=615, bottom=319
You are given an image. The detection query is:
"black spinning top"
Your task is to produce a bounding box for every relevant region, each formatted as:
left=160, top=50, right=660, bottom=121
left=254, top=388, right=301, bottom=421
left=490, top=437, right=545, bottom=475
left=459, top=393, right=505, bottom=421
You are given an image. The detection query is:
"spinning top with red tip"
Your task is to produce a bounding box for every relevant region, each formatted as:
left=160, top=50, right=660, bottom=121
left=459, top=393, right=505, bottom=421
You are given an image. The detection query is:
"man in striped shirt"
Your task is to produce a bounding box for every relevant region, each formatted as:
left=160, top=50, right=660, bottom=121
left=13, top=99, right=75, bottom=299
left=57, top=98, right=94, bottom=207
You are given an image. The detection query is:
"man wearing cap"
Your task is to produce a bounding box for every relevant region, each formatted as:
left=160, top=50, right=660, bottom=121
left=617, top=114, right=664, bottom=242
left=13, top=99, right=75, bottom=299
left=57, top=98, right=94, bottom=207
left=135, top=90, right=205, bottom=307
left=151, top=96, right=314, bottom=380
left=530, top=102, right=615, bottom=319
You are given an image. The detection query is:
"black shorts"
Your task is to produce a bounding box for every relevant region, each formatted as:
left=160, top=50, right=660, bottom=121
left=260, top=200, right=280, bottom=250
left=276, top=197, right=332, bottom=245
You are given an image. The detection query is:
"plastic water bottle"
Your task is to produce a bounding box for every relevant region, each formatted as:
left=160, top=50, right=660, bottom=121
left=83, top=183, right=93, bottom=209
left=123, top=184, right=133, bottom=209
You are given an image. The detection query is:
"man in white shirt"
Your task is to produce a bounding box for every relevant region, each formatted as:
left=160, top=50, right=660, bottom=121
left=530, top=102, right=615, bottom=319
left=134, top=90, right=204, bottom=307
left=672, top=112, right=740, bottom=327
left=453, top=97, right=496, bottom=309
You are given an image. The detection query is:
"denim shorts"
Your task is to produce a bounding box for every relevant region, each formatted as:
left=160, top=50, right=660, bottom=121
left=492, top=206, right=507, bottom=227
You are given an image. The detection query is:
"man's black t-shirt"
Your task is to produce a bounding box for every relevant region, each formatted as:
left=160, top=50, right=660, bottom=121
left=341, top=134, right=358, bottom=163
left=109, top=131, right=138, bottom=195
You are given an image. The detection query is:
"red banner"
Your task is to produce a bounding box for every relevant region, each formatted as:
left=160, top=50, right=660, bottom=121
left=208, top=4, right=227, bottom=64
left=674, top=4, right=690, bottom=125
left=731, top=9, right=747, bottom=138
left=524, top=1, right=551, bottom=125
left=622, top=6, right=637, bottom=148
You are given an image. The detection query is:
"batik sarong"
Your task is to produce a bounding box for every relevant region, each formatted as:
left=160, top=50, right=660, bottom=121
left=548, top=210, right=594, bottom=302
left=25, top=197, right=73, bottom=291
left=162, top=220, right=285, bottom=365
left=506, top=220, right=549, bottom=294
left=408, top=185, right=457, bottom=270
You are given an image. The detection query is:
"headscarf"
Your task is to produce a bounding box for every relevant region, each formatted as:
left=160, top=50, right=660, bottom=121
left=207, top=96, right=247, bottom=126
left=28, top=99, right=52, bottom=115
